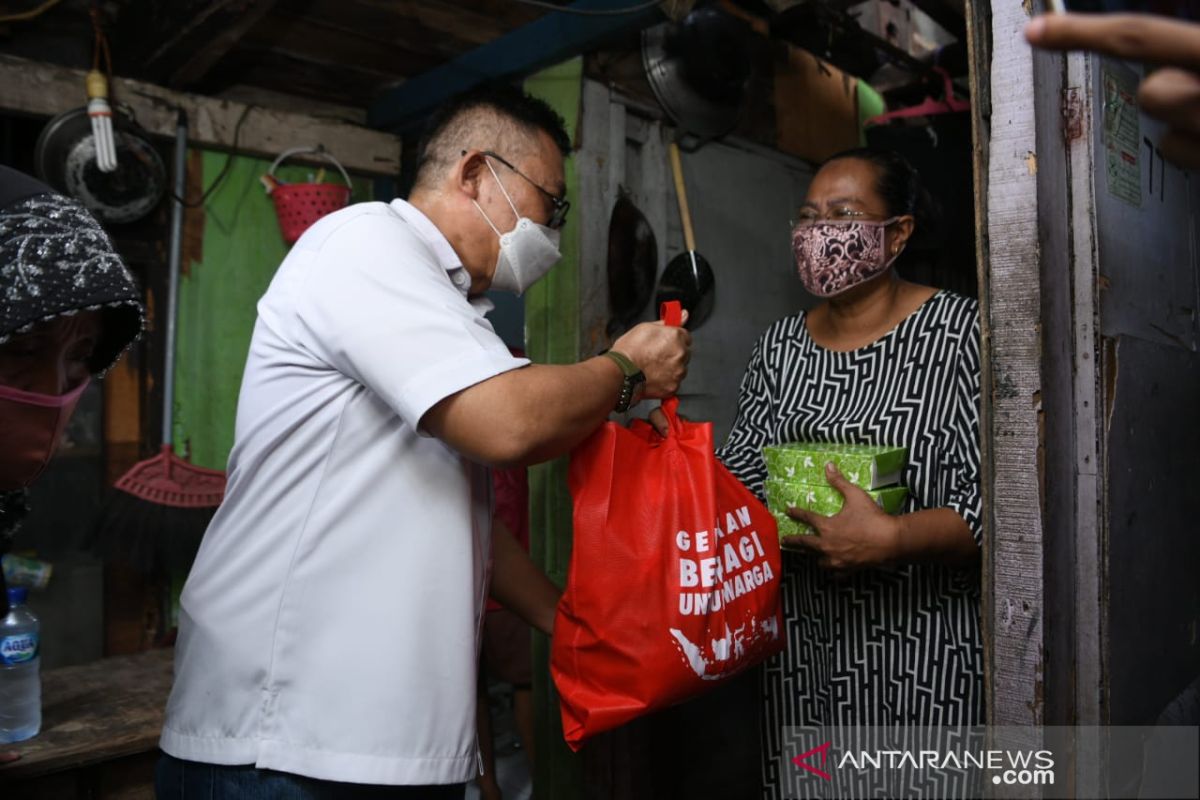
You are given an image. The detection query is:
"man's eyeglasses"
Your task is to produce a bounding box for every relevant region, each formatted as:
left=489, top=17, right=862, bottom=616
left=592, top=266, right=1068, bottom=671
left=466, top=149, right=570, bottom=230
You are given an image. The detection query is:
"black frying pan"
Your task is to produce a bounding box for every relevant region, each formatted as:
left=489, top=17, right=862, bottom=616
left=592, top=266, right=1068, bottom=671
left=606, top=188, right=658, bottom=338
left=656, top=142, right=714, bottom=330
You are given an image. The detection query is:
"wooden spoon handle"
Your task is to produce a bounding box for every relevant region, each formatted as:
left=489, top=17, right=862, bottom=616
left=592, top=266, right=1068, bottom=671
left=668, top=141, right=697, bottom=253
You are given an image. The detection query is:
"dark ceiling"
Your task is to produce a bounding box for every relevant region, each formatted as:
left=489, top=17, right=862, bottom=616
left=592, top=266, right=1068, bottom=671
left=0, top=0, right=561, bottom=112
left=0, top=0, right=967, bottom=124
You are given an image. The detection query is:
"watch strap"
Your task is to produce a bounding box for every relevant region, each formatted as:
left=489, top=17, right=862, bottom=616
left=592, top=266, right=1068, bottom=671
left=602, top=349, right=638, bottom=377
left=601, top=350, right=645, bottom=412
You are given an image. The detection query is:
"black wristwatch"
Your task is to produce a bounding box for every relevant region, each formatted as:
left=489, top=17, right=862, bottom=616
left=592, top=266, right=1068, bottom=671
left=602, top=350, right=645, bottom=413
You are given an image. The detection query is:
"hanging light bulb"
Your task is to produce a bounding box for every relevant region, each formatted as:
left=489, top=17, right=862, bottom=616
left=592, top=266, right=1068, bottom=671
left=86, top=70, right=118, bottom=172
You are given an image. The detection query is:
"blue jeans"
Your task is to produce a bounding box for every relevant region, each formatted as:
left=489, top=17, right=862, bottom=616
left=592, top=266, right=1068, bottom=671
left=155, top=753, right=468, bottom=799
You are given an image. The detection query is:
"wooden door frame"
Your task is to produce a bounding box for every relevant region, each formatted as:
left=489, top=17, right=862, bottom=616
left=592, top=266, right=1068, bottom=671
left=972, top=0, right=1051, bottom=733
left=977, top=0, right=1109, bottom=785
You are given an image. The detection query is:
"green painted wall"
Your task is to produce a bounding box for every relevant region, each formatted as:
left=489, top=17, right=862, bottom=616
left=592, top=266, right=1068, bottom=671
left=173, top=152, right=370, bottom=470
left=525, top=57, right=585, bottom=800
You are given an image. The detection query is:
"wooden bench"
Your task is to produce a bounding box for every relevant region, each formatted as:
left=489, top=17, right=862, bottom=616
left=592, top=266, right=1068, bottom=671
left=0, top=648, right=173, bottom=799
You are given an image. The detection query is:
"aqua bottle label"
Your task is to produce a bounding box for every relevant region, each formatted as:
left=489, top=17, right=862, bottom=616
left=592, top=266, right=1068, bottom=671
left=0, top=633, right=38, bottom=665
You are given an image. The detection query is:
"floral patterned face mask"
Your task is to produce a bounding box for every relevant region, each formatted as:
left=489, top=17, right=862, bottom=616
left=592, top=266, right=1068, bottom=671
left=791, top=217, right=903, bottom=298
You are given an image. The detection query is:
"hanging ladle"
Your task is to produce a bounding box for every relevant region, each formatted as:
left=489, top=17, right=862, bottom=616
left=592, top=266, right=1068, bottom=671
left=655, top=141, right=715, bottom=330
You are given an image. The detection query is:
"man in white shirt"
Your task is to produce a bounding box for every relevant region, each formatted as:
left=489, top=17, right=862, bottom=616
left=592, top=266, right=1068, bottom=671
left=157, top=86, right=690, bottom=798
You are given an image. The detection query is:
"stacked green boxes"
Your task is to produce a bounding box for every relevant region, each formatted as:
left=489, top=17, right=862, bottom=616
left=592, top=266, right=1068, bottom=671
left=762, top=442, right=909, bottom=538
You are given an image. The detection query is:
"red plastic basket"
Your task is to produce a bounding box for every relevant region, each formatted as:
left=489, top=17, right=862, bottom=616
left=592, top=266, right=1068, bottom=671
left=265, top=147, right=353, bottom=244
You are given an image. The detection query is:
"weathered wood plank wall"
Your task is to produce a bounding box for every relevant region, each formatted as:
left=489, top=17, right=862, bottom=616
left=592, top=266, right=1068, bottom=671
left=0, top=55, right=401, bottom=175
left=981, top=0, right=1047, bottom=738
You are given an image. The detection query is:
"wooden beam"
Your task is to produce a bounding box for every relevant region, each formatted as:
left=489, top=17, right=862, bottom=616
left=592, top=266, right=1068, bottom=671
left=352, top=0, right=543, bottom=47
left=981, top=0, right=1047, bottom=736
left=169, top=1, right=282, bottom=87
left=200, top=44, right=399, bottom=108
left=287, top=0, right=480, bottom=62
left=119, top=0, right=281, bottom=88
left=215, top=83, right=368, bottom=125
left=240, top=13, right=433, bottom=80
left=368, top=0, right=664, bottom=132
left=0, top=54, right=401, bottom=175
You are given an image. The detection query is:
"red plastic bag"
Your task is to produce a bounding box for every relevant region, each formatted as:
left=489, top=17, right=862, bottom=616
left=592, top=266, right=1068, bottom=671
left=551, top=304, right=784, bottom=751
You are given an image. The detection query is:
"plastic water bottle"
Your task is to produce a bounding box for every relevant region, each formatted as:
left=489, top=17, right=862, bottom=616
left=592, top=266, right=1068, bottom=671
left=0, top=587, right=41, bottom=743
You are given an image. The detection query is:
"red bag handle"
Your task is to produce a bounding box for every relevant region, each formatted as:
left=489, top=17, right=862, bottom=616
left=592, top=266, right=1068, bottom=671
left=659, top=300, right=683, bottom=328
left=658, top=301, right=682, bottom=422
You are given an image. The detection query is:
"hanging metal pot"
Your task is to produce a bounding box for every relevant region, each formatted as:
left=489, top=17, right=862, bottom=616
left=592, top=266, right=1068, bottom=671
left=34, top=106, right=166, bottom=224
left=641, top=6, right=754, bottom=141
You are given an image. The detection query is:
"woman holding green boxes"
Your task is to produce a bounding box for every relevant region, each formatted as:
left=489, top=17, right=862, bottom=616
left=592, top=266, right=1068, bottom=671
left=717, top=148, right=981, bottom=798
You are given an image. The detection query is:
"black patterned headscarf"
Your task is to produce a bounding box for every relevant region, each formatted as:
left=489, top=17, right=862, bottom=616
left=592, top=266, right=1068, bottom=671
left=0, top=165, right=145, bottom=375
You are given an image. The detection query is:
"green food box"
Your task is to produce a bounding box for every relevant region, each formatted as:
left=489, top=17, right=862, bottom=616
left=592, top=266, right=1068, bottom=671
left=762, top=442, right=908, bottom=490
left=764, top=478, right=909, bottom=537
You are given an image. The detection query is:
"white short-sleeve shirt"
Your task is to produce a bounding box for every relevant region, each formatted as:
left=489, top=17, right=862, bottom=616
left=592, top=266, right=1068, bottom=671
left=159, top=200, right=528, bottom=785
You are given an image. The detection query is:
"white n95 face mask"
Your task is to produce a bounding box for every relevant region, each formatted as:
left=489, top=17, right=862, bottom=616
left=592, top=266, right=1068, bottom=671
left=473, top=159, right=562, bottom=295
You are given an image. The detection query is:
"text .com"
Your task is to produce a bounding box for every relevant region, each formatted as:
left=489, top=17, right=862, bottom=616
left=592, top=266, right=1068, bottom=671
left=993, top=767, right=1055, bottom=786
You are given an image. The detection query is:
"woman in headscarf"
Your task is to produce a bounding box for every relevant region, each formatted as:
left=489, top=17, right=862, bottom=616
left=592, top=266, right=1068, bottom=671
left=0, top=165, right=144, bottom=760
left=0, top=164, right=144, bottom=628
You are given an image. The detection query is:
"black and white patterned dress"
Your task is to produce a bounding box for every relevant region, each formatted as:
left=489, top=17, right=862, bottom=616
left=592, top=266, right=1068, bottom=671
left=717, top=291, right=984, bottom=798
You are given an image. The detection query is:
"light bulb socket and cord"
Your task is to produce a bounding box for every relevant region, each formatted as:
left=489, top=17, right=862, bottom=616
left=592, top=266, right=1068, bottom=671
left=87, top=6, right=117, bottom=173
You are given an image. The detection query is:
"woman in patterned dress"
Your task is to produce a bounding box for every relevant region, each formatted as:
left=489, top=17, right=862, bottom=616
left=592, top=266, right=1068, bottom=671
left=714, top=149, right=983, bottom=798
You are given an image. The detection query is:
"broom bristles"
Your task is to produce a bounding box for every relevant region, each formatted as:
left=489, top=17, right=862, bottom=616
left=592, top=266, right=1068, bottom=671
left=91, top=489, right=217, bottom=575
left=91, top=445, right=225, bottom=575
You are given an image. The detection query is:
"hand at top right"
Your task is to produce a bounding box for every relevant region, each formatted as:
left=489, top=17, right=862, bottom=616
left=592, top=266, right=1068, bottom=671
left=1026, top=12, right=1200, bottom=169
